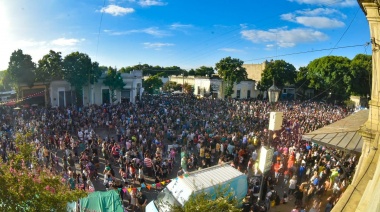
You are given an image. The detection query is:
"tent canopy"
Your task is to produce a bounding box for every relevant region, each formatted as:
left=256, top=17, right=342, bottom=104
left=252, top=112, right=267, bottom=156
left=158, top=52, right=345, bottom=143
left=302, top=109, right=368, bottom=153
left=79, top=190, right=123, bottom=212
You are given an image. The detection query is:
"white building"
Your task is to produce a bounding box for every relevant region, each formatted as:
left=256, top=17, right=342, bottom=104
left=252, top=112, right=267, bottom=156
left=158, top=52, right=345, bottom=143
left=168, top=75, right=259, bottom=99
left=50, top=70, right=143, bottom=107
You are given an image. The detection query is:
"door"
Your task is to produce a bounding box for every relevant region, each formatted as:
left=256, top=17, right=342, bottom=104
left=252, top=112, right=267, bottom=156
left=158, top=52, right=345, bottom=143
left=102, top=89, right=110, bottom=104
left=58, top=91, right=65, bottom=107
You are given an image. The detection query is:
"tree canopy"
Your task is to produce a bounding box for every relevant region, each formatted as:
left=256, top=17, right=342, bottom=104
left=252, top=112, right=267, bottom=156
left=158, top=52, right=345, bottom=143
left=215, top=57, right=247, bottom=97
left=103, top=67, right=126, bottom=103
left=119, top=64, right=186, bottom=77
left=162, top=81, right=181, bottom=92
left=170, top=186, right=241, bottom=212
left=194, top=66, right=214, bottom=76
left=7, top=49, right=36, bottom=88
left=306, top=56, right=352, bottom=103
left=0, top=70, right=12, bottom=91
left=258, top=59, right=297, bottom=91
left=348, top=54, right=371, bottom=97
left=35, top=50, right=64, bottom=83
left=142, top=75, right=164, bottom=94
left=62, top=52, right=102, bottom=105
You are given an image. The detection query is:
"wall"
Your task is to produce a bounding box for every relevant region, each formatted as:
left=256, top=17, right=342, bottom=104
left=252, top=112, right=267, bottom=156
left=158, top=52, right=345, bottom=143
left=243, top=61, right=267, bottom=82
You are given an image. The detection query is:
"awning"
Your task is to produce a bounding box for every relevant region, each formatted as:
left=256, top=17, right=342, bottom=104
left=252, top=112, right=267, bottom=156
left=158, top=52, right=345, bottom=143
left=302, top=109, right=368, bottom=153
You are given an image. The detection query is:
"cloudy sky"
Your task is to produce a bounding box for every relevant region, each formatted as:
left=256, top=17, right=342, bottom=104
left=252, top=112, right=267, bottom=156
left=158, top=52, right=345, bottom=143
left=0, top=0, right=371, bottom=71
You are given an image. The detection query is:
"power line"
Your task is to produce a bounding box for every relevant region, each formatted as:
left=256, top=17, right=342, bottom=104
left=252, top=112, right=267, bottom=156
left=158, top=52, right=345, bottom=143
left=243, top=43, right=368, bottom=63
left=95, top=0, right=107, bottom=61
left=328, top=7, right=360, bottom=56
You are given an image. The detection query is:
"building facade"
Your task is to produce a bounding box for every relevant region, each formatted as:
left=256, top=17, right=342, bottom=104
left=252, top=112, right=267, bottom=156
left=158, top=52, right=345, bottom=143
left=332, top=1, right=380, bottom=212
left=18, top=70, right=144, bottom=107
left=167, top=75, right=258, bottom=99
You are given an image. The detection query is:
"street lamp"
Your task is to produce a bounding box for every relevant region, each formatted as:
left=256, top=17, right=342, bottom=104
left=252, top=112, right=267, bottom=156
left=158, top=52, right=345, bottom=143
left=267, top=81, right=281, bottom=105
left=257, top=80, right=281, bottom=201
left=267, top=80, right=281, bottom=142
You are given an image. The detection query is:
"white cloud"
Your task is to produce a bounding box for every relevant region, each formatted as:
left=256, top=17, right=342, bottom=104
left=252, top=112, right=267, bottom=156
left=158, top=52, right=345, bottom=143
left=138, top=0, right=167, bottom=7
left=105, top=27, right=170, bottom=37
left=241, top=28, right=328, bottom=48
left=100, top=5, right=134, bottom=16
left=282, top=15, right=344, bottom=28
left=296, top=8, right=345, bottom=17
left=51, top=38, right=84, bottom=46
left=281, top=8, right=345, bottom=29
left=218, top=48, right=243, bottom=53
left=288, top=0, right=356, bottom=7
left=143, top=42, right=174, bottom=50
left=170, top=23, right=193, bottom=30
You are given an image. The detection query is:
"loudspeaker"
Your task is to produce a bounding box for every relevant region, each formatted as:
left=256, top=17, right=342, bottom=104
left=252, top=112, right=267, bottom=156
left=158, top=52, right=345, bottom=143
left=269, top=112, right=283, bottom=131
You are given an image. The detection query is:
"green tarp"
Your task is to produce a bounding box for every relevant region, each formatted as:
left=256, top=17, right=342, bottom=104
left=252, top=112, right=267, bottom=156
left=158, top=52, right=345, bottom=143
left=79, top=190, right=123, bottom=212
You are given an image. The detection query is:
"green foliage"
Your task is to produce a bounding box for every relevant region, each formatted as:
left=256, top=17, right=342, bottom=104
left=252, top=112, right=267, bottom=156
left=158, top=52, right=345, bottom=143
left=183, top=83, right=193, bottom=94
left=35, top=50, right=64, bottom=83
left=0, top=70, right=12, bottom=91
left=163, top=81, right=181, bottom=92
left=348, top=54, right=371, bottom=97
left=7, top=49, right=36, bottom=88
left=170, top=185, right=241, bottom=212
left=259, top=59, right=297, bottom=91
left=306, top=56, right=351, bottom=103
left=103, top=67, right=126, bottom=103
left=215, top=57, right=247, bottom=97
left=195, top=66, right=214, bottom=76
left=0, top=133, right=87, bottom=212
left=62, top=52, right=102, bottom=105
left=142, top=75, right=163, bottom=94
left=188, top=69, right=196, bottom=76
left=119, top=64, right=186, bottom=77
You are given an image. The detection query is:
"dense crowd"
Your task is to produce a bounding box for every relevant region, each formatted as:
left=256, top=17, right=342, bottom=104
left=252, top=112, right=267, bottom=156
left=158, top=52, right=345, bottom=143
left=0, top=94, right=361, bottom=212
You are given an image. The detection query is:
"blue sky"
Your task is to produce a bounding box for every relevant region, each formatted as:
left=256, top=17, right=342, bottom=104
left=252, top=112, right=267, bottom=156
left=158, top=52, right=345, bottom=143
left=0, top=0, right=371, bottom=71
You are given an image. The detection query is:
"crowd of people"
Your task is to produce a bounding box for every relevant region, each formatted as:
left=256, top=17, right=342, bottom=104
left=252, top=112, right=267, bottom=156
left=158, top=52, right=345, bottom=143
left=0, top=94, right=361, bottom=212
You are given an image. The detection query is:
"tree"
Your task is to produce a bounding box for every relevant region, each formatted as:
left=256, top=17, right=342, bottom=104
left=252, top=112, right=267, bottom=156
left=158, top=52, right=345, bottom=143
left=183, top=82, right=193, bottom=94
left=119, top=66, right=132, bottom=73
left=142, top=75, right=163, bottom=94
left=162, top=81, right=181, bottom=92
left=348, top=54, right=371, bottom=97
left=195, top=66, right=214, bottom=76
left=62, top=52, right=102, bottom=105
left=293, top=66, right=313, bottom=100
left=36, top=50, right=64, bottom=106
left=306, top=56, right=351, bottom=103
left=259, top=59, right=297, bottom=91
left=215, top=57, right=247, bottom=97
left=170, top=186, right=241, bottom=212
left=188, top=69, right=196, bottom=76
left=36, top=50, right=64, bottom=82
left=103, top=67, right=126, bottom=104
left=0, top=70, right=12, bottom=91
left=7, top=49, right=36, bottom=89
left=0, top=132, right=87, bottom=212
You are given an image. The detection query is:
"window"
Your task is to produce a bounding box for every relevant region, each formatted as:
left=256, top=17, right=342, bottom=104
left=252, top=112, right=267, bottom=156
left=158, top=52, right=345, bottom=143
left=247, top=90, right=251, bottom=99
left=237, top=90, right=241, bottom=98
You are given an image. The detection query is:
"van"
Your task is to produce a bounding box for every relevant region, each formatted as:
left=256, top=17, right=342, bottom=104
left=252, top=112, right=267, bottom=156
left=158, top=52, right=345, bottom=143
left=146, top=164, right=248, bottom=212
